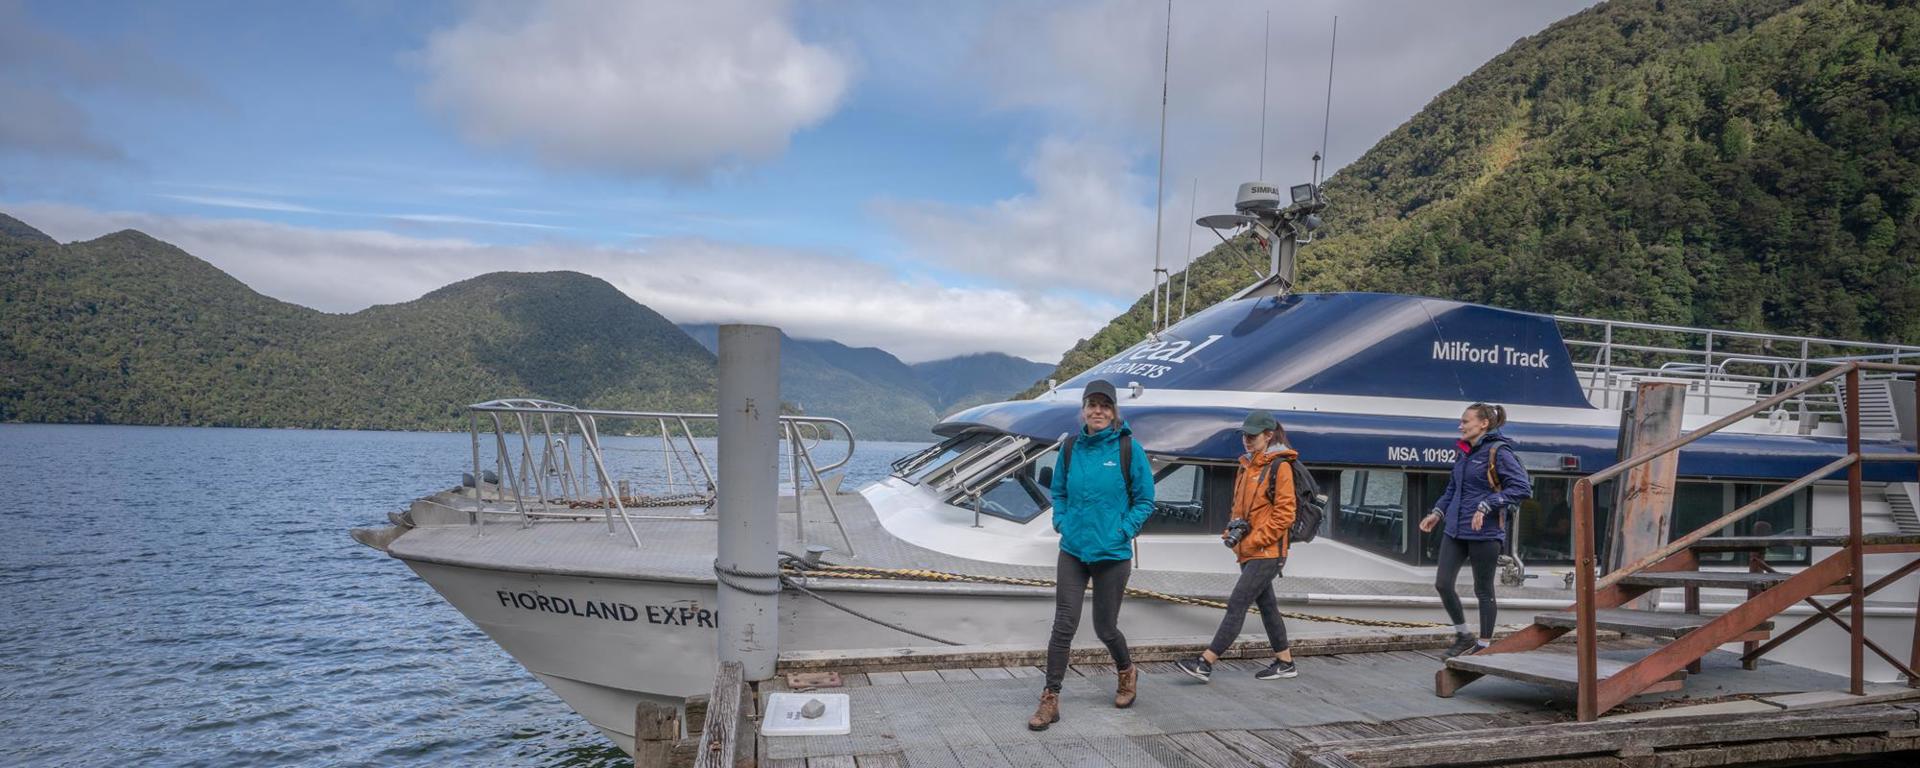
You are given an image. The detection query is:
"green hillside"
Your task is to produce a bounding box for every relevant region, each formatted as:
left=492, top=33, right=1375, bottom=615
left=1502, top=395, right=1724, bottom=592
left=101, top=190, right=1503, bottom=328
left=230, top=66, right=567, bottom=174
left=912, top=353, right=1054, bottom=414
left=0, top=220, right=715, bottom=429
left=1030, top=0, right=1919, bottom=393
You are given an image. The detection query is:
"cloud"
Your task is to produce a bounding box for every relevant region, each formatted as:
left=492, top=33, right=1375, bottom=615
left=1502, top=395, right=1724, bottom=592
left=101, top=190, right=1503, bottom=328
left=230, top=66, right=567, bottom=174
left=420, top=0, right=854, bottom=177
left=0, top=0, right=204, bottom=163
left=10, top=203, right=1116, bottom=363
left=871, top=0, right=1598, bottom=300
left=877, top=138, right=1158, bottom=296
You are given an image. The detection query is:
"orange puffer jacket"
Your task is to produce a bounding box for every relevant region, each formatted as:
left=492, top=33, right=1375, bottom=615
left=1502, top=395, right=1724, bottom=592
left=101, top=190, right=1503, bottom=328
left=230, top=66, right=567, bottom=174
left=1230, top=444, right=1298, bottom=563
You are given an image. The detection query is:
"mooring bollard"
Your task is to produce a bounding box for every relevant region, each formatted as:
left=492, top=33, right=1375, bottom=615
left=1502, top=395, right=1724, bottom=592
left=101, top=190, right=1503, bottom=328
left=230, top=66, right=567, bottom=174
left=715, top=324, right=780, bottom=682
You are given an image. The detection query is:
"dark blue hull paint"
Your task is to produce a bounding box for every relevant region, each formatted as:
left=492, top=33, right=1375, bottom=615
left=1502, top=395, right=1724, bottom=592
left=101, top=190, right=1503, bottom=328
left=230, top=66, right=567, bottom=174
left=938, top=401, right=1916, bottom=483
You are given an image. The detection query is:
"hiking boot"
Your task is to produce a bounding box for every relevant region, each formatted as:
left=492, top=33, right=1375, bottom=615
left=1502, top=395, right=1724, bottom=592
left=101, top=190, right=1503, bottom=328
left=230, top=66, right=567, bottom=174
left=1027, top=690, right=1060, bottom=731
left=1255, top=659, right=1298, bottom=680
left=1442, top=632, right=1479, bottom=658
left=1174, top=657, right=1212, bottom=683
left=1114, top=665, right=1138, bottom=708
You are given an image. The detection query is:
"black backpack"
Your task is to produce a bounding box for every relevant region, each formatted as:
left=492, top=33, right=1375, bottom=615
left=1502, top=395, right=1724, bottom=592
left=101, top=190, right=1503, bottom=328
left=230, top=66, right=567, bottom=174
left=1258, top=456, right=1326, bottom=544
left=1057, top=431, right=1135, bottom=503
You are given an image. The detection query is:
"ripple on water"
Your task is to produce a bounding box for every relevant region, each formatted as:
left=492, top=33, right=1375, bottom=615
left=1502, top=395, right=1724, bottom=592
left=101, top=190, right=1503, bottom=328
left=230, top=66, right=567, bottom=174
left=0, top=424, right=924, bottom=767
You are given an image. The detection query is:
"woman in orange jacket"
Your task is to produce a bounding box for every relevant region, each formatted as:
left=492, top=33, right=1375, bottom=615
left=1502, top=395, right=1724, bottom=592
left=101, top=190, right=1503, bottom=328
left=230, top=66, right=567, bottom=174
left=1175, top=411, right=1298, bottom=682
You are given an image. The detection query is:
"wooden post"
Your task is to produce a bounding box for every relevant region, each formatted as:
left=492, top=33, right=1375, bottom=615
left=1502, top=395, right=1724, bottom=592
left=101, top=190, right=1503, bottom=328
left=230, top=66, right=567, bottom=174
left=695, top=661, right=749, bottom=768
left=1573, top=479, right=1598, bottom=722
left=1611, top=382, right=1688, bottom=611
left=1684, top=585, right=1702, bottom=675
left=1846, top=365, right=1865, bottom=695
left=635, top=701, right=681, bottom=768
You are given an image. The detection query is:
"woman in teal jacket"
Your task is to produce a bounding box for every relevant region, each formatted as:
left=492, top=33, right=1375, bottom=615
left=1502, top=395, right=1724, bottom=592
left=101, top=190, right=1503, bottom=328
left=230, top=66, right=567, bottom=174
left=1027, top=380, right=1155, bottom=731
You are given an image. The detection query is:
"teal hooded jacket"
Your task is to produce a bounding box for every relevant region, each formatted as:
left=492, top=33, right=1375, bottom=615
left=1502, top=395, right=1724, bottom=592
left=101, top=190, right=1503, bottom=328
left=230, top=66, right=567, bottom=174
left=1049, top=420, right=1156, bottom=563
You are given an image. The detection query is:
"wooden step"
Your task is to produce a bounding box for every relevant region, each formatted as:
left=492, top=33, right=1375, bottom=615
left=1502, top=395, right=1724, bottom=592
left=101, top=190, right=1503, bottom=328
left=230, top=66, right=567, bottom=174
left=1614, top=569, right=1852, bottom=595
left=1532, top=608, right=1773, bottom=639
left=1690, top=532, right=1920, bottom=552
left=1444, top=650, right=1685, bottom=692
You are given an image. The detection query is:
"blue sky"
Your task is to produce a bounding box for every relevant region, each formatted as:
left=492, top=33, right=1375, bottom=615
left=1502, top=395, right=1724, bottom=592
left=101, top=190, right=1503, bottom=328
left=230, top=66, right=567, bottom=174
left=1, top=0, right=1594, bottom=362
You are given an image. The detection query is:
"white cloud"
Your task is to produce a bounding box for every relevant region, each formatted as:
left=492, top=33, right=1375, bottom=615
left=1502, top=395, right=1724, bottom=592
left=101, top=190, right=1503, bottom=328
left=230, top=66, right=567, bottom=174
left=872, top=0, right=1598, bottom=300
left=877, top=138, right=1158, bottom=296
left=420, top=0, right=854, bottom=177
left=11, top=203, right=1115, bottom=363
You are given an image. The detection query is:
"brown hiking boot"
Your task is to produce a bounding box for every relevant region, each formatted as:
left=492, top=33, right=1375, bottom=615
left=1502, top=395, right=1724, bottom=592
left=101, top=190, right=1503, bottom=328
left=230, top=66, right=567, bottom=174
left=1027, top=690, right=1060, bottom=731
left=1114, top=665, right=1138, bottom=708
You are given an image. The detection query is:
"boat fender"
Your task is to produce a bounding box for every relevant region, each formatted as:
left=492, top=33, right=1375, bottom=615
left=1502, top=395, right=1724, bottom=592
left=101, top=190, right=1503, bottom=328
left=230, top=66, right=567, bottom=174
left=462, top=469, right=501, bottom=488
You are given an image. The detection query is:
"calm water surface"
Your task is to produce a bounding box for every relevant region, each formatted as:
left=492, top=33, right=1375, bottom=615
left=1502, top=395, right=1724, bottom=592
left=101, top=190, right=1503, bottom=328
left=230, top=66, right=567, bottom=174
left=0, top=424, right=925, bottom=767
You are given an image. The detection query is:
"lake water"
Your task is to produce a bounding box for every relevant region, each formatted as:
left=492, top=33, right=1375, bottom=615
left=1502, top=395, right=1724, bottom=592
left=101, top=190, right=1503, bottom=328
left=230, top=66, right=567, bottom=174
left=0, top=424, right=927, bottom=767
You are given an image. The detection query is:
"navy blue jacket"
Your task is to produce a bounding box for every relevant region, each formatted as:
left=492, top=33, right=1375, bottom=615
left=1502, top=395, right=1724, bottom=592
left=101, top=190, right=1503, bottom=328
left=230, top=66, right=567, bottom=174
left=1433, top=430, right=1532, bottom=542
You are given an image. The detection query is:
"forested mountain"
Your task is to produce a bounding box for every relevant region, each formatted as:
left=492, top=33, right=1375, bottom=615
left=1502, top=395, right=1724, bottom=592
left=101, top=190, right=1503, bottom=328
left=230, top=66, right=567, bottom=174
left=1028, top=0, right=1920, bottom=394
left=912, top=354, right=1054, bottom=413
left=0, top=218, right=715, bottom=429
left=680, top=325, right=1048, bottom=441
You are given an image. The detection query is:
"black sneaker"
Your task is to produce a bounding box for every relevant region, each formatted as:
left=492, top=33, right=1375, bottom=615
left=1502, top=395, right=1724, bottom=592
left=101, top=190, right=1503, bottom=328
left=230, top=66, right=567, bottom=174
left=1255, top=660, right=1297, bottom=680
left=1174, top=657, right=1212, bottom=682
left=1442, top=632, right=1479, bottom=659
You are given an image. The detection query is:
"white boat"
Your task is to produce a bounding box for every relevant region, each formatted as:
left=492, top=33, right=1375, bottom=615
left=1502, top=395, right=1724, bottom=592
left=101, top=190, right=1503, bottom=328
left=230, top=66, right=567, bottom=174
left=352, top=182, right=1920, bottom=755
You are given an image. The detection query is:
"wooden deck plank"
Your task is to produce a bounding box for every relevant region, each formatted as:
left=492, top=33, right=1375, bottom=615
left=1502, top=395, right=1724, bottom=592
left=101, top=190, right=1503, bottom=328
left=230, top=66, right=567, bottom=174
left=763, top=758, right=808, bottom=768
left=1133, top=735, right=1213, bottom=768
left=854, top=754, right=904, bottom=768
left=1167, top=732, right=1259, bottom=768
left=1007, top=666, right=1046, bottom=679
left=903, top=669, right=945, bottom=684
left=810, top=757, right=858, bottom=768
left=938, top=668, right=982, bottom=682
left=1209, top=730, right=1293, bottom=768
left=1533, top=607, right=1773, bottom=638
left=973, top=667, right=1016, bottom=680
left=1041, top=738, right=1117, bottom=768
left=866, top=670, right=909, bottom=686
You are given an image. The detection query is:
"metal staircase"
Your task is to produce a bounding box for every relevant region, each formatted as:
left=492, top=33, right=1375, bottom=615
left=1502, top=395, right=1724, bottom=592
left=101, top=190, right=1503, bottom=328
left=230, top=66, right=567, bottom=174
left=1436, top=362, right=1920, bottom=720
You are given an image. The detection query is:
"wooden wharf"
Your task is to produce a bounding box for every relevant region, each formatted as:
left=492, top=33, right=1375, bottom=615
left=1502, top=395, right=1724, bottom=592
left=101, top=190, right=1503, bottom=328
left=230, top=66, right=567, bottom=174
left=640, top=631, right=1920, bottom=768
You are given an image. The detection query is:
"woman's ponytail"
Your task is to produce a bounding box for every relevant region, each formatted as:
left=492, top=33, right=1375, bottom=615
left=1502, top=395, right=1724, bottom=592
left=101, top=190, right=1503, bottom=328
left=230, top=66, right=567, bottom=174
left=1467, top=402, right=1507, bottom=430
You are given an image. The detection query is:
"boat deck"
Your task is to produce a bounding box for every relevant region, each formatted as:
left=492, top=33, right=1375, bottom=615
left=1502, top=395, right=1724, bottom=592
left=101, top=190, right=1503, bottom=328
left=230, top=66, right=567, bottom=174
left=739, top=638, right=1920, bottom=768
left=387, top=489, right=1585, bottom=607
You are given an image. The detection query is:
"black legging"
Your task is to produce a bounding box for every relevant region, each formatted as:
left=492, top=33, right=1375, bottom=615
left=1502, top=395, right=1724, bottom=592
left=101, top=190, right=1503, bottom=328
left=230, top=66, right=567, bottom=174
left=1044, top=551, right=1132, bottom=692
left=1434, top=534, right=1501, bottom=638
left=1206, top=556, right=1290, bottom=657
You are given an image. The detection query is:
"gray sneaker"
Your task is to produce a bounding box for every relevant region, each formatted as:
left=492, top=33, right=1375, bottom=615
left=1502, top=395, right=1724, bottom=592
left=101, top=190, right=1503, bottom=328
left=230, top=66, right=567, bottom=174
left=1255, top=660, right=1297, bottom=680
left=1174, top=657, right=1212, bottom=682
left=1442, top=632, right=1480, bottom=659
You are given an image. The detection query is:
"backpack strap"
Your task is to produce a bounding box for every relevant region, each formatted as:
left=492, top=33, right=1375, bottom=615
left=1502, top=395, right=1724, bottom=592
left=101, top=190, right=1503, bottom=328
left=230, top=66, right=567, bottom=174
left=1261, top=459, right=1281, bottom=505
left=1058, top=432, right=1075, bottom=488
left=1485, top=443, right=1503, bottom=492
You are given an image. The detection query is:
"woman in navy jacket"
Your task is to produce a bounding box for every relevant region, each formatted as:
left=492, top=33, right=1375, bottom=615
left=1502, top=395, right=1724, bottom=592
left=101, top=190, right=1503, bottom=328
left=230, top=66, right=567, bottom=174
left=1418, top=402, right=1532, bottom=658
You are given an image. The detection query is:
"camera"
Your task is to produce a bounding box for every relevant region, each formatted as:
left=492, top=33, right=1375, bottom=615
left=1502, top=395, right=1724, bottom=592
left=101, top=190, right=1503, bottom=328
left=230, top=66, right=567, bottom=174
left=1223, top=517, right=1252, bottom=548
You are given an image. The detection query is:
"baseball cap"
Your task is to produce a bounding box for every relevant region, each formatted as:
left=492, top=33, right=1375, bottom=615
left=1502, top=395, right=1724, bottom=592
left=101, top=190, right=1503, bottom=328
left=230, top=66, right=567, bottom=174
left=1240, top=410, right=1277, bottom=435
left=1082, top=380, right=1118, bottom=405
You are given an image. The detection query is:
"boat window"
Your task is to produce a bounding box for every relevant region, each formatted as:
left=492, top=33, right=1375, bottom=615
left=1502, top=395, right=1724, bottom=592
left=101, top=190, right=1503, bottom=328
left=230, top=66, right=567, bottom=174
left=1515, top=477, right=1577, bottom=565
left=970, top=471, right=1049, bottom=523
left=1336, top=469, right=1410, bottom=558
left=896, top=433, right=995, bottom=484
left=1666, top=481, right=1810, bottom=565
left=1139, top=463, right=1234, bottom=535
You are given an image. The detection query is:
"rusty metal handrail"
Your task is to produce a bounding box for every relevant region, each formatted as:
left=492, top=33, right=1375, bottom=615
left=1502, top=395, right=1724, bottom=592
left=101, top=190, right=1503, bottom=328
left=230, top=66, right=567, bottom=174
left=1567, top=360, right=1920, bottom=720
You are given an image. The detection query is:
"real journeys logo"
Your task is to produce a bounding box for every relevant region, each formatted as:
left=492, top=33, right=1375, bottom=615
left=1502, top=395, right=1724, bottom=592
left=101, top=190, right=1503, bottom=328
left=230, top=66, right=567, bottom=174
left=1088, top=334, right=1223, bottom=379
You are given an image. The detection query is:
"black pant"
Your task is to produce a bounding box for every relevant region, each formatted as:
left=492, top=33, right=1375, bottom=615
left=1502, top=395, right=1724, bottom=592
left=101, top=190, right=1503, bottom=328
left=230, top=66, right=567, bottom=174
left=1435, top=534, right=1501, bottom=637
left=1206, top=556, right=1290, bottom=657
left=1044, top=551, right=1133, bottom=692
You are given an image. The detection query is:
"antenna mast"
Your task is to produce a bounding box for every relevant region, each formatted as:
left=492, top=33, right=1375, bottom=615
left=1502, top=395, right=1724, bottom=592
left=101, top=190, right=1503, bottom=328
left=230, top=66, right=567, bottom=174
left=1149, top=0, right=1172, bottom=333
left=1258, top=10, right=1270, bottom=179
left=1316, top=16, right=1338, bottom=188
left=1181, top=177, right=1196, bottom=321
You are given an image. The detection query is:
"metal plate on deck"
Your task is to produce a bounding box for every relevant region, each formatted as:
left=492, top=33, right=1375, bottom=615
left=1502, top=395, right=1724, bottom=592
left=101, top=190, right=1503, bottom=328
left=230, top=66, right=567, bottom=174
left=785, top=671, right=843, bottom=689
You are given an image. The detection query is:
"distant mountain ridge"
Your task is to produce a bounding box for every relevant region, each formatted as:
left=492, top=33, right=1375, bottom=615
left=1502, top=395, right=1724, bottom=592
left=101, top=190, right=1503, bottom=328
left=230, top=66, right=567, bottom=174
left=0, top=212, right=1045, bottom=439
left=1029, top=0, right=1918, bottom=393
left=680, top=325, right=1048, bottom=440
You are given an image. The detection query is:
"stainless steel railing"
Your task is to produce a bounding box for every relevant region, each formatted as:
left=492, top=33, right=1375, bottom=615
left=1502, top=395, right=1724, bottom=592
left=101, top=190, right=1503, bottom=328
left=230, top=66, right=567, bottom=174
left=464, top=399, right=855, bottom=549
left=1554, top=314, right=1920, bottom=433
